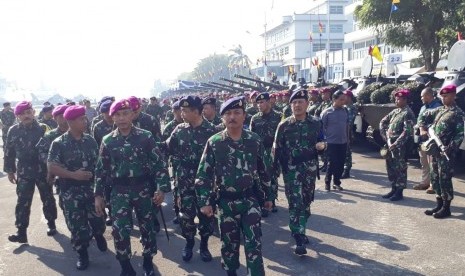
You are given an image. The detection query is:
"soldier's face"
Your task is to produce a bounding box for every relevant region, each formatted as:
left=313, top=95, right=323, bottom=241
left=440, top=93, right=455, bottom=106
left=222, top=108, right=246, bottom=129
left=202, top=104, right=215, bottom=118
left=68, top=115, right=87, bottom=133
left=291, top=99, right=309, bottom=117
left=173, top=109, right=182, bottom=121
left=181, top=107, right=201, bottom=124
left=112, top=109, right=134, bottom=129
left=17, top=108, right=35, bottom=125
left=309, top=94, right=318, bottom=102
left=395, top=96, right=407, bottom=107
left=257, top=99, right=271, bottom=113
left=333, top=95, right=346, bottom=108
left=322, top=92, right=331, bottom=101
left=54, top=114, right=68, bottom=130
left=103, top=112, right=113, bottom=123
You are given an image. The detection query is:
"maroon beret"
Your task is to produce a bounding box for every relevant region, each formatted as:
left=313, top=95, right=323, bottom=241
left=127, top=96, right=141, bottom=111
left=63, top=105, right=86, bottom=120
left=320, top=87, right=331, bottom=94
left=440, top=84, right=457, bottom=95
left=109, top=99, right=131, bottom=116
left=310, top=89, right=319, bottom=95
left=394, top=89, right=410, bottom=98
left=52, top=105, right=69, bottom=117
left=14, top=101, right=33, bottom=115
left=343, top=89, right=353, bottom=97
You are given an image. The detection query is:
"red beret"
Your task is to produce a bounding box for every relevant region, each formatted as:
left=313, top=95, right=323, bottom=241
left=109, top=99, right=131, bottom=116
left=250, top=91, right=259, bottom=98
left=310, top=89, right=319, bottom=95
left=14, top=101, right=33, bottom=115
left=52, top=105, right=69, bottom=117
left=282, top=91, right=290, bottom=97
left=63, top=105, right=86, bottom=120
left=270, top=93, right=277, bottom=98
left=320, top=87, right=331, bottom=94
left=394, top=89, right=410, bottom=98
left=343, top=89, right=353, bottom=97
left=127, top=96, right=141, bottom=111
left=440, top=84, right=457, bottom=95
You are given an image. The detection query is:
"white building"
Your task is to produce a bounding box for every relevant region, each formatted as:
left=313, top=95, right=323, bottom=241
left=253, top=0, right=353, bottom=84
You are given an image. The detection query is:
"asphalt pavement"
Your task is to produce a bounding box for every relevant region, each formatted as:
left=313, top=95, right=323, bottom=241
left=0, top=144, right=464, bottom=276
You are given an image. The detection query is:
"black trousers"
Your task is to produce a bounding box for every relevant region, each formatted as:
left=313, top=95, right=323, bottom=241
left=325, top=143, right=348, bottom=185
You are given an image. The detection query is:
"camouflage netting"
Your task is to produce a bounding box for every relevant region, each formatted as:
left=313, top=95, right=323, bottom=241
left=391, top=82, right=425, bottom=115
left=371, top=84, right=400, bottom=104
left=357, top=82, right=383, bottom=104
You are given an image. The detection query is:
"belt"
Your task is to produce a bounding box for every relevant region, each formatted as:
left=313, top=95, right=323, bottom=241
left=219, top=188, right=254, bottom=201
left=113, top=175, right=149, bottom=186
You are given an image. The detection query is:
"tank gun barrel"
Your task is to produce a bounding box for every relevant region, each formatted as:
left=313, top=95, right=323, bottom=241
left=233, top=74, right=287, bottom=90
left=219, top=77, right=266, bottom=92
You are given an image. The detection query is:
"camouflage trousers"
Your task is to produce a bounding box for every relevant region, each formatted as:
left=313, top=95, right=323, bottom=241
left=283, top=162, right=316, bottom=235
left=15, top=177, right=57, bottom=229
left=110, top=184, right=157, bottom=261
left=217, top=197, right=264, bottom=276
left=430, top=152, right=456, bottom=200
left=61, top=185, right=106, bottom=251
left=344, top=144, right=352, bottom=171
left=264, top=149, right=279, bottom=201
left=179, top=190, right=214, bottom=240
left=385, top=146, right=407, bottom=189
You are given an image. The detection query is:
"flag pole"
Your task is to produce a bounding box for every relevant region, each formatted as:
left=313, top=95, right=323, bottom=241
left=378, top=2, right=395, bottom=81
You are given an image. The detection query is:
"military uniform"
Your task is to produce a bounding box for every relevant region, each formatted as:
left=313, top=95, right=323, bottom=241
left=4, top=120, right=57, bottom=235
left=134, top=111, right=162, bottom=141
left=48, top=132, right=106, bottom=252
left=95, top=126, right=170, bottom=261
left=196, top=128, right=271, bottom=275
left=0, top=108, right=15, bottom=147
left=162, top=119, right=182, bottom=141
left=206, top=115, right=222, bottom=126
left=145, top=103, right=163, bottom=121
left=307, top=101, right=321, bottom=116
left=343, top=102, right=358, bottom=176
left=167, top=119, right=217, bottom=261
left=282, top=104, right=293, bottom=119
left=92, top=119, right=115, bottom=146
left=164, top=109, right=174, bottom=124
left=250, top=107, right=282, bottom=211
left=245, top=105, right=258, bottom=127
left=418, top=98, right=464, bottom=218
left=314, top=100, right=331, bottom=117
left=379, top=105, right=415, bottom=198
left=39, top=117, right=58, bottom=129
left=90, top=114, right=104, bottom=132
left=272, top=112, right=322, bottom=254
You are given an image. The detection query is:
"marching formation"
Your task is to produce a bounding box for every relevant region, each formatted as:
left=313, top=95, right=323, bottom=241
left=0, top=82, right=463, bottom=276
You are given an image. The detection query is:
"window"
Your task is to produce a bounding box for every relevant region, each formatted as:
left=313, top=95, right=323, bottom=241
left=284, top=46, right=289, bottom=55
left=330, top=43, right=343, bottom=51
left=330, top=24, right=343, bottom=33
left=330, top=6, right=343, bottom=14
left=312, top=24, right=326, bottom=34
left=313, top=43, right=325, bottom=52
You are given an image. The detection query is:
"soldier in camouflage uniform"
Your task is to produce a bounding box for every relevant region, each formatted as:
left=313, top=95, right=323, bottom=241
left=418, top=84, right=465, bottom=218
left=196, top=96, right=272, bottom=276
left=245, top=91, right=259, bottom=127
left=314, top=88, right=332, bottom=172
left=90, top=96, right=115, bottom=132
left=1, top=102, right=16, bottom=149
left=94, top=99, right=170, bottom=276
left=127, top=96, right=162, bottom=141
left=4, top=101, right=58, bottom=243
left=281, top=91, right=293, bottom=119
left=162, top=100, right=183, bottom=224
left=39, top=106, right=58, bottom=129
left=306, top=89, right=321, bottom=116
left=36, top=105, right=70, bottom=210
left=145, top=96, right=164, bottom=122
left=250, top=92, right=282, bottom=216
left=91, top=99, right=115, bottom=226
left=165, top=96, right=217, bottom=262
left=379, top=89, right=415, bottom=201
left=272, top=89, right=322, bottom=255
left=48, top=105, right=107, bottom=270
left=202, top=97, right=222, bottom=126
left=164, top=98, right=178, bottom=124
left=341, top=89, right=358, bottom=179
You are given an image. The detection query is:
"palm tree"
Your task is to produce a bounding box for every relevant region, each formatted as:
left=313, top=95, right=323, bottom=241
left=228, top=45, right=252, bottom=74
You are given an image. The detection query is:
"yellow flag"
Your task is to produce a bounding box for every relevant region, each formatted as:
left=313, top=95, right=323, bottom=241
left=371, top=45, right=383, bottom=62
left=392, top=0, right=400, bottom=3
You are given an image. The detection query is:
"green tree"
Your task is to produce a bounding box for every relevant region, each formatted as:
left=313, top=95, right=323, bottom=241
left=355, top=0, right=465, bottom=71
left=191, top=54, right=231, bottom=83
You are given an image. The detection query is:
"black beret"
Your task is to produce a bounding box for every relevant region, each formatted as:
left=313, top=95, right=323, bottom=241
left=220, top=96, right=245, bottom=115
left=202, top=97, right=216, bottom=106
left=179, top=96, right=202, bottom=109
left=99, top=100, right=113, bottom=113
left=255, top=92, right=270, bottom=102
left=172, top=100, right=181, bottom=110
left=42, top=105, right=54, bottom=113
left=3, top=102, right=11, bottom=107
left=289, top=89, right=308, bottom=103
left=150, top=96, right=157, bottom=100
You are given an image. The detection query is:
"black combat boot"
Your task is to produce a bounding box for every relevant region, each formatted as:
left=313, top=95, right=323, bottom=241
left=76, top=248, right=89, bottom=270
left=293, top=234, right=307, bottom=256
left=389, top=188, right=404, bottom=201
left=340, top=169, right=351, bottom=179
left=8, top=228, right=28, bottom=243
left=199, top=236, right=213, bottom=262
left=382, top=186, right=396, bottom=199
left=143, top=255, right=155, bottom=276
left=94, top=234, right=108, bottom=252
left=433, top=200, right=451, bottom=219
left=182, top=238, right=195, bottom=262
left=226, top=270, right=237, bottom=276
left=425, top=197, right=443, bottom=216
left=119, top=259, right=136, bottom=276
left=271, top=200, right=278, bottom=213
left=47, top=220, right=57, bottom=236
